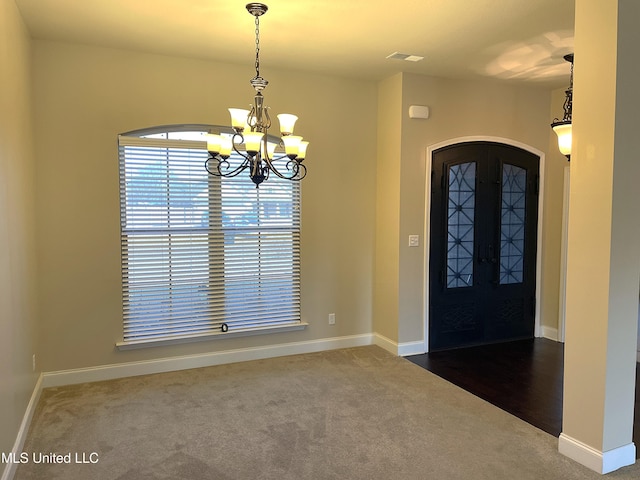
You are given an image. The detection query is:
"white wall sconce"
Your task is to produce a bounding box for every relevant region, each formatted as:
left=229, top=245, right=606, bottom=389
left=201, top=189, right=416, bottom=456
left=551, top=54, right=574, bottom=160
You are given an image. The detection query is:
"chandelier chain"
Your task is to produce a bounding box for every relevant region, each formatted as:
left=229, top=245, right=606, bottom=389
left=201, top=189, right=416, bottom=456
left=254, top=15, right=261, bottom=78
left=206, top=3, right=308, bottom=187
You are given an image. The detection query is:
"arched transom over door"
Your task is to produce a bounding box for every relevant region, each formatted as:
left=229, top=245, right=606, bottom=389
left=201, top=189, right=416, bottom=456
left=429, top=142, right=539, bottom=351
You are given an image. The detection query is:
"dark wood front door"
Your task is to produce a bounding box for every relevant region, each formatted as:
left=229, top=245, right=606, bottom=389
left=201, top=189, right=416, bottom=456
left=429, top=142, right=539, bottom=351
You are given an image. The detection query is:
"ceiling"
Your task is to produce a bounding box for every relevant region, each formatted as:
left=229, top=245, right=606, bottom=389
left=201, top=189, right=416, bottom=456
left=14, top=0, right=575, bottom=88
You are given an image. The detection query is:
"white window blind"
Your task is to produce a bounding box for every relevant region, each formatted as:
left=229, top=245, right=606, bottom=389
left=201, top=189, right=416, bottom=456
left=118, top=130, right=301, bottom=345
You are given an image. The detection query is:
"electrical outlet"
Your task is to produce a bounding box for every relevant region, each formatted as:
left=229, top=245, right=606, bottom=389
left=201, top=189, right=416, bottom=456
left=32, top=354, right=36, bottom=372
left=408, top=235, right=420, bottom=247
left=328, top=313, right=336, bottom=325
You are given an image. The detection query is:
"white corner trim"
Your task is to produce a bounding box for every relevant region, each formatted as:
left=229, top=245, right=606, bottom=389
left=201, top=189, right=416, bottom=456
left=1, top=374, right=43, bottom=480
left=398, top=341, right=426, bottom=357
left=541, top=326, right=559, bottom=342
left=373, top=333, right=425, bottom=357
left=373, top=333, right=398, bottom=355
left=42, top=334, right=374, bottom=388
left=559, top=433, right=636, bottom=474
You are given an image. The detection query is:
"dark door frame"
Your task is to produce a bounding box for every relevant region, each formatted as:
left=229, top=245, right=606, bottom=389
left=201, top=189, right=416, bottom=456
left=422, top=136, right=546, bottom=353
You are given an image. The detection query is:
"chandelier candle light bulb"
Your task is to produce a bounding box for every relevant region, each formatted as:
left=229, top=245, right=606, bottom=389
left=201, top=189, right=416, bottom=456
left=205, top=3, right=309, bottom=187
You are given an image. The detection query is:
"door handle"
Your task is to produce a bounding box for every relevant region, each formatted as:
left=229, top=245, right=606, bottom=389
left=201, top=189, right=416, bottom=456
left=488, top=245, right=498, bottom=264
left=478, top=244, right=499, bottom=264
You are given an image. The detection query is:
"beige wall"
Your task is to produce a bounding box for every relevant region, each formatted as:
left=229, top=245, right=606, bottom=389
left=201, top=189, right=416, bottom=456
left=545, top=86, right=572, bottom=336
left=32, top=40, right=377, bottom=371
left=373, top=74, right=403, bottom=342
left=375, top=71, right=566, bottom=346
left=0, top=0, right=38, bottom=456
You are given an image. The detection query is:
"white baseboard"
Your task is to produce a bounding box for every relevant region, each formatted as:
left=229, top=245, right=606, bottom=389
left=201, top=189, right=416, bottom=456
left=559, top=433, right=636, bottom=474
left=398, top=341, right=426, bottom=356
left=5, top=334, right=378, bottom=479
left=1, top=374, right=43, bottom=480
left=42, top=334, right=374, bottom=388
left=541, top=326, right=559, bottom=341
left=373, top=333, right=425, bottom=356
left=373, top=333, right=397, bottom=355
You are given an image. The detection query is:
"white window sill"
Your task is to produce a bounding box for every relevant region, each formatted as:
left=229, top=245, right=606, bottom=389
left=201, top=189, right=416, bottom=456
left=116, top=322, right=308, bottom=351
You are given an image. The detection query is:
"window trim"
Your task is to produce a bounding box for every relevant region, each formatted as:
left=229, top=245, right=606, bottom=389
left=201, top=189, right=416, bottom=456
left=116, top=125, right=305, bottom=349
left=115, top=322, right=308, bottom=350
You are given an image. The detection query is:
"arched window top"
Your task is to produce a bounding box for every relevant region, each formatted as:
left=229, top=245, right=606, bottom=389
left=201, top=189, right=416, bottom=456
left=120, top=124, right=220, bottom=140
left=120, top=124, right=281, bottom=143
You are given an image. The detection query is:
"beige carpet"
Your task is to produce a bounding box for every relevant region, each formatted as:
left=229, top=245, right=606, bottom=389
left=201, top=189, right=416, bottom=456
left=14, top=346, right=640, bottom=479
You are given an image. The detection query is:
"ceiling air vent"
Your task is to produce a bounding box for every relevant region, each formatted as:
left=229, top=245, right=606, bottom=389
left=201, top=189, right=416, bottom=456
left=386, top=52, right=424, bottom=62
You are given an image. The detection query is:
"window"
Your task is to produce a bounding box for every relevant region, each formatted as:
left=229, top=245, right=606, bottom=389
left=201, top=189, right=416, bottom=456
left=117, top=126, right=302, bottom=346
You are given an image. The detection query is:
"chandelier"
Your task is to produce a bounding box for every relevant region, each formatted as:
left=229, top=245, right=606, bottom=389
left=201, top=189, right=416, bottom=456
left=551, top=53, right=574, bottom=160
left=205, top=3, right=309, bottom=188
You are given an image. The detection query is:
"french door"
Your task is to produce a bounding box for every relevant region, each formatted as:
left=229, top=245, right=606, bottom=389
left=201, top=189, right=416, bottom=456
left=429, top=142, right=539, bottom=351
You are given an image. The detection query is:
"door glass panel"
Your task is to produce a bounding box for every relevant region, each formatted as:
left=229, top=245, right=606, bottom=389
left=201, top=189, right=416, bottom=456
left=447, top=162, right=476, bottom=288
left=500, top=164, right=526, bottom=284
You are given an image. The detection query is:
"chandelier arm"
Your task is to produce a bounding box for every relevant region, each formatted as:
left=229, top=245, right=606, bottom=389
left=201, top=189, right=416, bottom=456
left=263, top=106, right=271, bottom=131
left=288, top=161, right=307, bottom=181
left=204, top=132, right=257, bottom=178
left=269, top=152, right=290, bottom=162
left=265, top=157, right=307, bottom=181
left=205, top=155, right=252, bottom=178
left=230, top=132, right=250, bottom=157
left=250, top=154, right=262, bottom=178
left=205, top=156, right=228, bottom=176
left=248, top=93, right=271, bottom=131
left=247, top=105, right=257, bottom=130
left=225, top=132, right=256, bottom=175
left=261, top=161, right=270, bottom=182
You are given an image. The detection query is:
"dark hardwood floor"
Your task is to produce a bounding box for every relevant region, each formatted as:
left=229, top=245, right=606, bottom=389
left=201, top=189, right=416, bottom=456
left=407, top=338, right=640, bottom=458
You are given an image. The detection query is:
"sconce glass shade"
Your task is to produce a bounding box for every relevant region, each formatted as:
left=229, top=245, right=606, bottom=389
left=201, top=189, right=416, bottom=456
left=243, top=131, right=264, bottom=153
left=297, top=141, right=309, bottom=160
left=552, top=121, right=572, bottom=158
left=550, top=53, right=574, bottom=160
left=262, top=141, right=277, bottom=158
left=206, top=133, right=233, bottom=157
left=229, top=108, right=250, bottom=130
left=206, top=133, right=222, bottom=154
left=277, top=114, right=298, bottom=135
left=219, top=135, right=233, bottom=157
left=282, top=135, right=302, bottom=157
